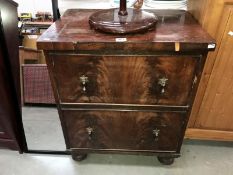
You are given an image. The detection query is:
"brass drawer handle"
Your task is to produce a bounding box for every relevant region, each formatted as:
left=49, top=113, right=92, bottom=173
left=86, top=127, right=94, bottom=140
left=80, top=75, right=89, bottom=92
left=158, top=77, right=168, bottom=94
left=152, top=128, right=160, bottom=141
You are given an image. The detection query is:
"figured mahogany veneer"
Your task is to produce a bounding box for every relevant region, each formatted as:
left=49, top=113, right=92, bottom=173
left=37, top=9, right=215, bottom=164
left=63, top=110, right=185, bottom=151
left=51, top=54, right=198, bottom=105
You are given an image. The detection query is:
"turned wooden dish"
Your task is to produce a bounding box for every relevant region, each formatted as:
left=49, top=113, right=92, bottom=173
left=89, top=0, right=158, bottom=34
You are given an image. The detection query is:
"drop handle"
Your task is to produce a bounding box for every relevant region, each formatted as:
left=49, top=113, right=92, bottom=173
left=158, top=77, right=168, bottom=94
left=86, top=127, right=94, bottom=140
left=152, top=129, right=160, bottom=141
left=80, top=75, right=89, bottom=92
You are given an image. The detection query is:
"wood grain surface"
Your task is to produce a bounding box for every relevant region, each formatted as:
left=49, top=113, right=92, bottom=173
left=185, top=128, right=233, bottom=141
left=187, top=3, right=233, bottom=141
left=63, top=110, right=185, bottom=151
left=51, top=54, right=198, bottom=106
left=188, top=1, right=233, bottom=127
left=37, top=9, right=214, bottom=51
left=194, top=8, right=233, bottom=131
left=39, top=9, right=215, bottom=156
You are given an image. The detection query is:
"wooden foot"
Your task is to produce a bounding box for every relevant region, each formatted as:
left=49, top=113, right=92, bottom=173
left=157, top=156, right=174, bottom=165
left=72, top=153, right=87, bottom=161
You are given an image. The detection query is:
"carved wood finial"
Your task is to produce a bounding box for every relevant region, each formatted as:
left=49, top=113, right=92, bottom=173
left=118, top=0, right=128, bottom=16
left=119, top=0, right=144, bottom=16
left=133, top=0, right=144, bottom=9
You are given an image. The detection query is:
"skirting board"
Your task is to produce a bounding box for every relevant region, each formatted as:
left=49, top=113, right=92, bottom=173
left=185, top=128, right=233, bottom=141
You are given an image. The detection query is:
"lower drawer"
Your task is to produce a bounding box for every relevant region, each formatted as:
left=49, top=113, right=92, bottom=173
left=62, top=110, right=185, bottom=152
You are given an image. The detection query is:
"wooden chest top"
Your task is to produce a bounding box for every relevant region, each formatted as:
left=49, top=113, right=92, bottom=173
left=37, top=9, right=215, bottom=51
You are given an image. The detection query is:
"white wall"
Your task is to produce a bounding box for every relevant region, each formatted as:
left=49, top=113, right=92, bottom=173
left=58, top=0, right=110, bottom=14
left=14, top=0, right=110, bottom=17
left=15, top=0, right=53, bottom=17
left=15, top=0, right=187, bottom=17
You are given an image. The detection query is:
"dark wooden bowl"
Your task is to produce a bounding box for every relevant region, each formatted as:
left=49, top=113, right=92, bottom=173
left=89, top=8, right=158, bottom=34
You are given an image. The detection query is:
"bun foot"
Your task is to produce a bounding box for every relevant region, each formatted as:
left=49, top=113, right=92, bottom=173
left=72, top=153, right=87, bottom=161
left=157, top=156, right=174, bottom=165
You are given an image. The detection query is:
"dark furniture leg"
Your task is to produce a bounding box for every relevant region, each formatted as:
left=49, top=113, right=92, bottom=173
left=157, top=156, right=175, bottom=165
left=71, top=153, right=87, bottom=161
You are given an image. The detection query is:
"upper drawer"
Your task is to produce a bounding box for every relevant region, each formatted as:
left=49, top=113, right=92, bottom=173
left=51, top=54, right=198, bottom=106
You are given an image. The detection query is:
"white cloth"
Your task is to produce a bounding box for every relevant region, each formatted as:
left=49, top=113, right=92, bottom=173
left=144, top=0, right=187, bottom=10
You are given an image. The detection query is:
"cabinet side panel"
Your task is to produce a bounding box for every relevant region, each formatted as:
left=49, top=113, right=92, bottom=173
left=194, top=10, right=233, bottom=131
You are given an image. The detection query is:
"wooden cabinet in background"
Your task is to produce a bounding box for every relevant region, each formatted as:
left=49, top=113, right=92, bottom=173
left=0, top=0, right=25, bottom=151
left=186, top=0, right=233, bottom=141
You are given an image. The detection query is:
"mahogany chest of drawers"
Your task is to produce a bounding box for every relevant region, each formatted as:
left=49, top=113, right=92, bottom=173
left=37, top=9, right=215, bottom=165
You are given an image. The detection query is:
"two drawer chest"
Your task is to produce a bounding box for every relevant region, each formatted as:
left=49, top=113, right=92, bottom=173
left=37, top=9, right=215, bottom=165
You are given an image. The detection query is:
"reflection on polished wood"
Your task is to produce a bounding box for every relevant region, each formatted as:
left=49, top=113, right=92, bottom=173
left=37, top=9, right=214, bottom=51
left=89, top=8, right=158, bottom=34
left=88, top=0, right=157, bottom=34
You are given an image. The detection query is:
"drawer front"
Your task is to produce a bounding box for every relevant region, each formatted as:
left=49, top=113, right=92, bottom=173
left=63, top=110, right=185, bottom=151
left=51, top=55, right=198, bottom=105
